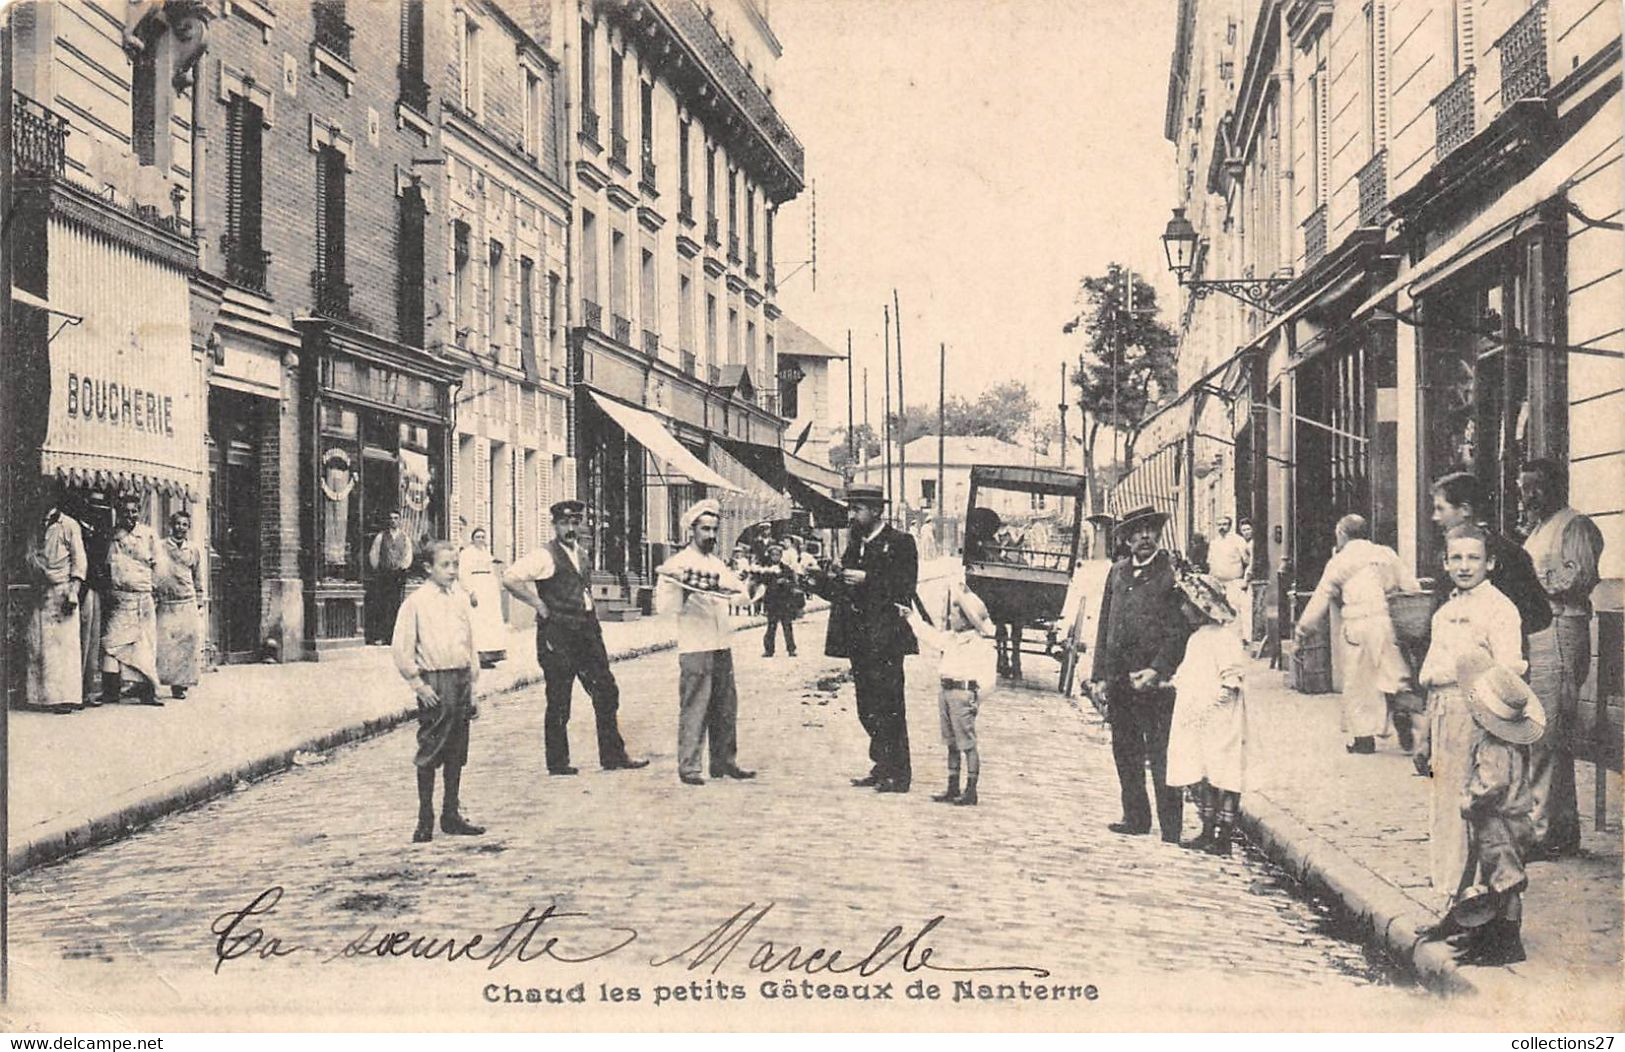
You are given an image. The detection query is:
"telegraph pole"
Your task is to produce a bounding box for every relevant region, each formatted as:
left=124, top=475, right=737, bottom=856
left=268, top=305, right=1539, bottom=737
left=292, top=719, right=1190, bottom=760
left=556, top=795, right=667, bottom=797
left=882, top=305, right=893, bottom=518
left=938, top=343, right=947, bottom=549
left=845, top=330, right=855, bottom=466
left=1058, top=361, right=1069, bottom=470
left=862, top=368, right=870, bottom=474
left=893, top=289, right=906, bottom=521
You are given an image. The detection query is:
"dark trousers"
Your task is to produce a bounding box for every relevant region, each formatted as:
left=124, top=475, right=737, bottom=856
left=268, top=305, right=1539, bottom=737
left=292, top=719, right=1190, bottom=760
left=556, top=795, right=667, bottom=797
left=852, top=654, right=910, bottom=785
left=1109, top=686, right=1181, bottom=839
left=764, top=616, right=797, bottom=655
left=536, top=619, right=629, bottom=769
left=369, top=572, right=405, bottom=643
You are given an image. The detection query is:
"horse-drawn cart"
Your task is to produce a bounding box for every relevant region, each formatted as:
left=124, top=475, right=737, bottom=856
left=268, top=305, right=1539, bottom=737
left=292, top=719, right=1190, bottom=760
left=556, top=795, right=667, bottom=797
left=961, top=464, right=1091, bottom=689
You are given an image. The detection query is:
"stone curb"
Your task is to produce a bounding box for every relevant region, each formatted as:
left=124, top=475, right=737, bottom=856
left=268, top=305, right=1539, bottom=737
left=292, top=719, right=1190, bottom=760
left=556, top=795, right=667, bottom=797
left=1239, top=790, right=1475, bottom=996
left=10, top=597, right=838, bottom=877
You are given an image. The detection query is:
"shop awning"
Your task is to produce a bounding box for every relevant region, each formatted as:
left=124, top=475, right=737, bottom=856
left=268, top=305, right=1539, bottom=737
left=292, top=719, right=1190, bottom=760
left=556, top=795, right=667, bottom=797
left=587, top=390, right=740, bottom=492
left=784, top=472, right=848, bottom=527
left=715, top=437, right=788, bottom=488
left=1356, top=104, right=1623, bottom=317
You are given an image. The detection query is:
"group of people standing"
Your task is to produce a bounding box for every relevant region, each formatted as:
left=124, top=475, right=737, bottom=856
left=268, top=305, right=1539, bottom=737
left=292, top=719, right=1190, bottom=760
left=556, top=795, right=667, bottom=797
left=1291, top=461, right=1605, bottom=966
left=24, top=485, right=206, bottom=714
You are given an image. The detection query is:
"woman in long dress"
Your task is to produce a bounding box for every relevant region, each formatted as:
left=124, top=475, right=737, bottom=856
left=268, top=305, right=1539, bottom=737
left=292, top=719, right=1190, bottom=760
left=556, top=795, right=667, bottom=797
left=155, top=510, right=205, bottom=698
left=459, top=527, right=508, bottom=668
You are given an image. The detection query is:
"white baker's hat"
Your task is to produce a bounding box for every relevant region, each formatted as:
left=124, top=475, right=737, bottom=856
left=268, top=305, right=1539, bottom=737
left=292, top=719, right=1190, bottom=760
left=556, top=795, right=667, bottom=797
left=681, top=498, right=722, bottom=535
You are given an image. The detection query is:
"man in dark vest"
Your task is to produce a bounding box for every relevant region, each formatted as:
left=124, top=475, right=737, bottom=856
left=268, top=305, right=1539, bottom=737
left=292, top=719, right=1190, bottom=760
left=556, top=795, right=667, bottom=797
left=1089, top=504, right=1193, bottom=842
left=503, top=499, right=648, bottom=775
left=819, top=483, right=919, bottom=793
left=368, top=510, right=415, bottom=645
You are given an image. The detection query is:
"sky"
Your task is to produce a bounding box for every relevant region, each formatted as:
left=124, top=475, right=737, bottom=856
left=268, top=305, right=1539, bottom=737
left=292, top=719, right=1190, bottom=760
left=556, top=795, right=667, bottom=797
left=766, top=0, right=1180, bottom=439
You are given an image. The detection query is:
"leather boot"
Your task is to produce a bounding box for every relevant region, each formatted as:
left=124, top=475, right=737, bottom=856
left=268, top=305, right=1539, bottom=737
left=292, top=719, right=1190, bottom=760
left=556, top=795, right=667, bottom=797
left=101, top=672, right=122, bottom=706
left=1182, top=785, right=1216, bottom=850
left=931, top=771, right=961, bottom=804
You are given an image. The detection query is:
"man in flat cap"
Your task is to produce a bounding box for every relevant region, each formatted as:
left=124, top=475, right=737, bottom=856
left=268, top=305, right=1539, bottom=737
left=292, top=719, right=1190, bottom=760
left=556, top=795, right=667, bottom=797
left=1090, top=504, right=1193, bottom=841
left=822, top=482, right=919, bottom=793
left=655, top=499, right=758, bottom=785
left=504, top=499, right=647, bottom=774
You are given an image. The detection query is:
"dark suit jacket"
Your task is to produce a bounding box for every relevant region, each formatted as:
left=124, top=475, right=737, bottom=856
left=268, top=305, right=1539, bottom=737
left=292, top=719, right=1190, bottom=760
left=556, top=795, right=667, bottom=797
left=1091, top=550, right=1192, bottom=684
left=824, top=523, right=919, bottom=660
left=1431, top=526, right=1553, bottom=639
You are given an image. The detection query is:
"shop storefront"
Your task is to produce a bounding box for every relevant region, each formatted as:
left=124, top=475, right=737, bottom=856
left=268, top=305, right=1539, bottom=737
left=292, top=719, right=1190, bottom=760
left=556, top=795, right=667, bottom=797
left=297, top=321, right=458, bottom=653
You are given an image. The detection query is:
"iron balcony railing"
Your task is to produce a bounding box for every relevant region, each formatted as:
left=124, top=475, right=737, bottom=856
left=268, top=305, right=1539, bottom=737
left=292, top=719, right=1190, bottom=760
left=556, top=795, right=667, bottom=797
left=398, top=66, right=430, bottom=115
left=1356, top=150, right=1387, bottom=228
left=640, top=157, right=658, bottom=195
left=642, top=329, right=659, bottom=357
left=12, top=92, right=68, bottom=179
left=312, top=268, right=354, bottom=321
left=1434, top=68, right=1476, bottom=160
left=1303, top=204, right=1328, bottom=268
left=222, top=236, right=271, bottom=292
left=613, top=313, right=632, bottom=345
left=582, top=299, right=603, bottom=331
left=1498, top=1, right=1549, bottom=108
left=705, top=215, right=720, bottom=246
left=580, top=107, right=600, bottom=146
left=313, top=2, right=355, bottom=63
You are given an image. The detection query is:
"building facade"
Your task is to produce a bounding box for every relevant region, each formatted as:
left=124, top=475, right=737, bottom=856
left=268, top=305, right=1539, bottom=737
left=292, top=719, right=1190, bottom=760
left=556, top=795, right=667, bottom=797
left=1144, top=0, right=1623, bottom=704
left=555, top=0, right=805, bottom=600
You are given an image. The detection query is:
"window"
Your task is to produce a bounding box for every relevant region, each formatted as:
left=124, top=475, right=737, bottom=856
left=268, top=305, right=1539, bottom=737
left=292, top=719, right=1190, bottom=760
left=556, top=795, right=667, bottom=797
left=705, top=143, right=717, bottom=225
left=452, top=219, right=472, bottom=336
left=314, top=145, right=348, bottom=307
left=678, top=273, right=693, bottom=352
left=580, top=208, right=599, bottom=310
left=640, top=78, right=653, bottom=152
left=1307, top=63, right=1328, bottom=206
left=705, top=292, right=718, bottom=365
left=921, top=478, right=936, bottom=507
left=640, top=248, right=657, bottom=334
left=746, top=320, right=757, bottom=374
left=765, top=207, right=774, bottom=280
left=727, top=167, right=738, bottom=250
left=224, top=96, right=266, bottom=290
left=746, top=186, right=756, bottom=269
left=487, top=240, right=505, bottom=353
left=1366, top=2, right=1385, bottom=155
left=547, top=271, right=562, bottom=375
left=130, top=21, right=161, bottom=167
left=399, top=0, right=427, bottom=110
left=610, top=50, right=625, bottom=142
left=519, top=256, right=537, bottom=377
left=523, top=67, right=543, bottom=157
left=397, top=183, right=427, bottom=347
left=459, top=12, right=481, bottom=115
left=727, top=306, right=739, bottom=363
left=579, top=19, right=596, bottom=125
left=679, top=119, right=691, bottom=212
left=610, top=228, right=628, bottom=319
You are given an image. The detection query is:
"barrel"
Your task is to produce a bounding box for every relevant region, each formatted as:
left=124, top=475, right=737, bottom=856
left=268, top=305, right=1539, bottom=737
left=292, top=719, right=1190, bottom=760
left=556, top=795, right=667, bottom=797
left=1291, top=621, right=1334, bottom=695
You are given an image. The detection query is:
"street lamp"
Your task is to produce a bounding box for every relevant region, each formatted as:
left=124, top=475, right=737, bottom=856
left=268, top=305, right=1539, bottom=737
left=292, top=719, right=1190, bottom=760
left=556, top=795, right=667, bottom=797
left=1161, top=207, right=1289, bottom=314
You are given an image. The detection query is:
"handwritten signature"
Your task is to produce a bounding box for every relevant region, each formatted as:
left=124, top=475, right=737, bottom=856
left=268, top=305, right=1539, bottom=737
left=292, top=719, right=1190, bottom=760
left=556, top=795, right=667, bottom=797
left=211, top=889, right=1049, bottom=979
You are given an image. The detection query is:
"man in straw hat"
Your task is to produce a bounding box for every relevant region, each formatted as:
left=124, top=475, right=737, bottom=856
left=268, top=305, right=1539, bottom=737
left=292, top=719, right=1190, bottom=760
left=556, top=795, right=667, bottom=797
left=823, top=482, right=919, bottom=793
left=504, top=499, right=648, bottom=775
left=655, top=499, right=758, bottom=786
left=1421, top=647, right=1544, bottom=966
left=1090, top=504, right=1193, bottom=842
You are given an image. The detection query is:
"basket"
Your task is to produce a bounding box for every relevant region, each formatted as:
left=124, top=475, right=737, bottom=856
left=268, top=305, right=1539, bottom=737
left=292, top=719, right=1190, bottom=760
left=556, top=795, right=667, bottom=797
left=1389, top=590, right=1437, bottom=647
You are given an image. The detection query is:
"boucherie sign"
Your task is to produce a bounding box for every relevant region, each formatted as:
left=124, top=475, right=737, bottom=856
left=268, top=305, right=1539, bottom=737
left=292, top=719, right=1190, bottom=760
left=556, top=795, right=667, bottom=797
left=65, top=372, right=177, bottom=436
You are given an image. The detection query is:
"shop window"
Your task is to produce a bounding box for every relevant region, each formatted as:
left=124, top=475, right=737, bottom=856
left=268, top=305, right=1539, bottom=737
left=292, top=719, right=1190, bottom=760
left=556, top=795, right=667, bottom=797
left=319, top=406, right=362, bottom=576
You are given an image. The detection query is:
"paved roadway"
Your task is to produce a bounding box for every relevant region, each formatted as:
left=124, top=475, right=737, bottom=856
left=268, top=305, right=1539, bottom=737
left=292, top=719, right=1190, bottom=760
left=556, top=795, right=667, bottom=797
left=6, top=595, right=1446, bottom=1029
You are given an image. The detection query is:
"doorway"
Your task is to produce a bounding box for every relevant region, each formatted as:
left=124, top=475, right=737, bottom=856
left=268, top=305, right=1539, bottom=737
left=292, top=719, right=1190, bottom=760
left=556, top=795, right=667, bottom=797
left=208, top=388, right=266, bottom=663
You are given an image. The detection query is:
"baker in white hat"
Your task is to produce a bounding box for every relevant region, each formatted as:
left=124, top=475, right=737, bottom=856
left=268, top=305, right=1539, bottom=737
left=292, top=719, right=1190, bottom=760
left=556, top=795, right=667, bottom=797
left=655, top=498, right=760, bottom=786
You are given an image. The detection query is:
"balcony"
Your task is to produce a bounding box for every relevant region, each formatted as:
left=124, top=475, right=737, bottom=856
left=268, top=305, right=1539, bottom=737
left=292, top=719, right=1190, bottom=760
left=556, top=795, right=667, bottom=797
left=312, top=268, right=356, bottom=324
left=640, top=152, right=658, bottom=196
left=313, top=2, right=354, bottom=63
left=705, top=215, right=720, bottom=246
left=580, top=107, right=601, bottom=147
left=397, top=65, right=430, bottom=116
left=12, top=92, right=67, bottom=179
left=727, top=233, right=740, bottom=263
left=1357, top=150, right=1387, bottom=228
left=613, top=313, right=632, bottom=345
left=1434, top=68, right=1476, bottom=160
left=681, top=350, right=697, bottom=376
left=642, top=329, right=660, bottom=357
left=222, top=236, right=271, bottom=293
left=610, top=132, right=629, bottom=171
left=1498, top=1, right=1549, bottom=108
left=1302, top=204, right=1327, bottom=268
left=582, top=299, right=603, bottom=332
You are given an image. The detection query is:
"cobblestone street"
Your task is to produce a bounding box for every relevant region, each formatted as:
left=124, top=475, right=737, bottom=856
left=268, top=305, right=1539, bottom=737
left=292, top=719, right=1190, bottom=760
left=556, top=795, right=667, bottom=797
left=5, top=594, right=1454, bottom=1029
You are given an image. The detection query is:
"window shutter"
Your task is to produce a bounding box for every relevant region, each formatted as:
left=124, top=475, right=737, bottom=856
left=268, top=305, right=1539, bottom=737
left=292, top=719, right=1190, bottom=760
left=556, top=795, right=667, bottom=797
left=226, top=99, right=244, bottom=245
left=314, top=150, right=329, bottom=278
left=328, top=152, right=347, bottom=283
left=243, top=102, right=264, bottom=254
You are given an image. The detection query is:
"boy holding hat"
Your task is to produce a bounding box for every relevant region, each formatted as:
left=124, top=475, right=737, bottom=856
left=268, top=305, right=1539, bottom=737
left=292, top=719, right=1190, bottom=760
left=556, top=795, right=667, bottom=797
left=908, top=582, right=998, bottom=806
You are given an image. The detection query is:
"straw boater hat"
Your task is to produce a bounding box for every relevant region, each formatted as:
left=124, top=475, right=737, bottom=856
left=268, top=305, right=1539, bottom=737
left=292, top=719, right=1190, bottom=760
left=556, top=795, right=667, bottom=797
left=843, top=482, right=887, bottom=506
left=1456, top=649, right=1546, bottom=746
left=1115, top=504, right=1169, bottom=536
left=1174, top=568, right=1237, bottom=625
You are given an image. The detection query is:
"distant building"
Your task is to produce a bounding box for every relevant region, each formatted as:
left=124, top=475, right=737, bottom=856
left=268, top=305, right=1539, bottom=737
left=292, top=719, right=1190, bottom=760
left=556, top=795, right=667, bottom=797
left=852, top=435, right=1059, bottom=521
left=774, top=315, right=845, bottom=470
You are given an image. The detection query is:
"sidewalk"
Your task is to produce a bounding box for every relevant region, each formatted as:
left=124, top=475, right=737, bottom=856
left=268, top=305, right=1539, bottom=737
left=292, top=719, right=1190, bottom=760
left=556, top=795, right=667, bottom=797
left=7, top=557, right=959, bottom=876
left=1241, top=660, right=1622, bottom=1004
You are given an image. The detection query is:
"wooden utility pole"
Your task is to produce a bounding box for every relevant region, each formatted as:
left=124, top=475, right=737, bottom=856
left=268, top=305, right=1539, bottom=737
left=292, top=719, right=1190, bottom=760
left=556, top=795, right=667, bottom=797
left=882, top=305, right=893, bottom=517
left=893, top=289, right=906, bottom=520
left=845, top=330, right=855, bottom=467
left=1058, top=361, right=1070, bottom=469
left=862, top=368, right=870, bottom=472
left=937, top=342, right=946, bottom=549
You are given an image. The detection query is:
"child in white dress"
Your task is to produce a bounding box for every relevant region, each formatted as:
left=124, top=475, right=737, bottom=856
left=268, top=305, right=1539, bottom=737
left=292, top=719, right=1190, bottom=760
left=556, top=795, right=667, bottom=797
left=1166, top=569, right=1249, bottom=856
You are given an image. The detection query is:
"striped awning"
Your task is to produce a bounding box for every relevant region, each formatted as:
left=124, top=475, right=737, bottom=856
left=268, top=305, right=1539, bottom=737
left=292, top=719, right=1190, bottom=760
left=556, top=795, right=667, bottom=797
left=1109, top=438, right=1186, bottom=555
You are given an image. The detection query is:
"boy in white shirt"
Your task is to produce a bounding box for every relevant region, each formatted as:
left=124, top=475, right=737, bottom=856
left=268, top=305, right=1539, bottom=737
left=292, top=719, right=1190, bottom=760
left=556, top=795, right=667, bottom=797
left=911, top=582, right=998, bottom=806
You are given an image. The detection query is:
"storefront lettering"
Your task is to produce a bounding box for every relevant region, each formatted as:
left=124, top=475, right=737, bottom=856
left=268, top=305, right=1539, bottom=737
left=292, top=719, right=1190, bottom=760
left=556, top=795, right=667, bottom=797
left=65, top=372, right=175, bottom=436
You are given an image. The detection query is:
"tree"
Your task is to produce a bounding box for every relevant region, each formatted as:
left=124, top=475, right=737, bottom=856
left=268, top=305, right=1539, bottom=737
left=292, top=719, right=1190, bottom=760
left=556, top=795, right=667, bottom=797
left=827, top=423, right=883, bottom=475
left=1061, top=264, right=1178, bottom=512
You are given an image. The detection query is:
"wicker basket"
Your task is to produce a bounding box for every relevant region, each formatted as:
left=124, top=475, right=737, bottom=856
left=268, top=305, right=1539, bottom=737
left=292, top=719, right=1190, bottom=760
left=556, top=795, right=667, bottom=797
left=1389, top=590, right=1437, bottom=647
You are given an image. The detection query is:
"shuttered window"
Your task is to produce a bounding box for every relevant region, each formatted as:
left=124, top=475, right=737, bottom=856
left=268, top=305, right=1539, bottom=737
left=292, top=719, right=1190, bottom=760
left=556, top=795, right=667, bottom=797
left=397, top=184, right=426, bottom=346
left=315, top=146, right=347, bottom=288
